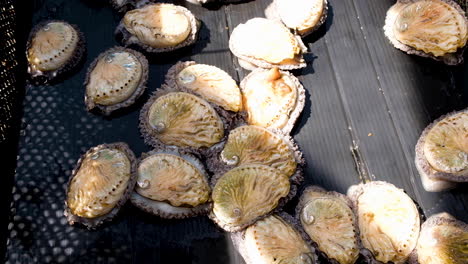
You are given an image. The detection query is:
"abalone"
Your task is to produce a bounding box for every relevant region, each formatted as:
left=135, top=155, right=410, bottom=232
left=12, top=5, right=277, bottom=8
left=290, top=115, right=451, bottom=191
left=231, top=214, right=317, bottom=264
left=296, top=186, right=359, bottom=264
left=207, top=125, right=302, bottom=179
left=210, top=164, right=290, bottom=232
left=347, top=181, right=420, bottom=264
left=131, top=147, right=211, bottom=218
left=84, top=47, right=148, bottom=115
left=139, top=90, right=225, bottom=151
left=265, top=0, right=328, bottom=37
left=415, top=109, right=468, bottom=192
left=229, top=18, right=307, bottom=70
left=26, top=20, right=85, bottom=84
left=240, top=67, right=305, bottom=134
left=64, top=142, right=137, bottom=228
left=116, top=3, right=200, bottom=53
left=165, top=61, right=242, bottom=112
left=384, top=0, right=468, bottom=65
left=409, top=212, right=468, bottom=264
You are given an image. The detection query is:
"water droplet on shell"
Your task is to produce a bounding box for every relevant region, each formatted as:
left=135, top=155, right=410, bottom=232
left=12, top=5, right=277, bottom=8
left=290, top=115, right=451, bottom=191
left=137, top=179, right=150, bottom=189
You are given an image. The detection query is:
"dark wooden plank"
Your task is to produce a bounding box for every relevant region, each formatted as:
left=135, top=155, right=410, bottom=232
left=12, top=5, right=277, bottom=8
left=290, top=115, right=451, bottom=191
left=320, top=0, right=425, bottom=202
left=352, top=0, right=468, bottom=221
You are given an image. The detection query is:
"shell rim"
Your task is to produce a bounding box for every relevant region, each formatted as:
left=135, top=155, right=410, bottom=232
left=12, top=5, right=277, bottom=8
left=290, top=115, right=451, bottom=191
left=229, top=18, right=308, bottom=70
left=414, top=108, right=468, bottom=183
left=239, top=68, right=306, bottom=135
left=63, top=142, right=138, bottom=229
left=84, top=46, right=149, bottom=116
left=115, top=3, right=201, bottom=53
left=383, top=0, right=468, bottom=65
left=130, top=192, right=212, bottom=219
left=26, top=20, right=86, bottom=84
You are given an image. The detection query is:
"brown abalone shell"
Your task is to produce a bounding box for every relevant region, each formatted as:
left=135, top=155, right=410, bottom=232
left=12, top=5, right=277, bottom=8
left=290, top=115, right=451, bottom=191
left=26, top=20, right=85, bottom=83
left=64, top=142, right=137, bottom=228
left=210, top=164, right=290, bottom=232
left=139, top=90, right=225, bottom=151
left=165, top=61, right=242, bottom=112
left=229, top=18, right=307, bottom=70
left=347, top=181, right=420, bottom=264
left=409, top=213, right=468, bottom=264
left=415, top=109, right=468, bottom=192
left=231, top=213, right=317, bottom=264
left=240, top=67, right=305, bottom=134
left=130, top=147, right=211, bottom=218
left=116, top=3, right=200, bottom=53
left=265, top=0, right=328, bottom=37
left=85, top=47, right=148, bottom=115
left=296, top=186, right=360, bottom=264
left=384, top=0, right=468, bottom=65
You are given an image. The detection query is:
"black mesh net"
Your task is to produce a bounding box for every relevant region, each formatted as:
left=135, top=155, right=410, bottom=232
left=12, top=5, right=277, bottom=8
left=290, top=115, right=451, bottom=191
left=4, top=0, right=235, bottom=263
left=0, top=0, right=19, bottom=143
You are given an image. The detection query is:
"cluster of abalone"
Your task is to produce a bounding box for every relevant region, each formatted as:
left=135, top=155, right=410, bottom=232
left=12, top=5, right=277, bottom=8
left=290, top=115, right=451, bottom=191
left=28, top=2, right=467, bottom=263
left=26, top=20, right=86, bottom=84
left=384, top=0, right=468, bottom=65
left=415, top=109, right=468, bottom=192
left=228, top=0, right=328, bottom=70
left=135, top=60, right=306, bottom=223
left=228, top=180, right=427, bottom=264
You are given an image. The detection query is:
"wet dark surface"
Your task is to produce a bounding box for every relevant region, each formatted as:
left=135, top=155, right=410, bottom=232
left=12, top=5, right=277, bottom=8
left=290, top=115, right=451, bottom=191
left=3, top=0, right=468, bottom=263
